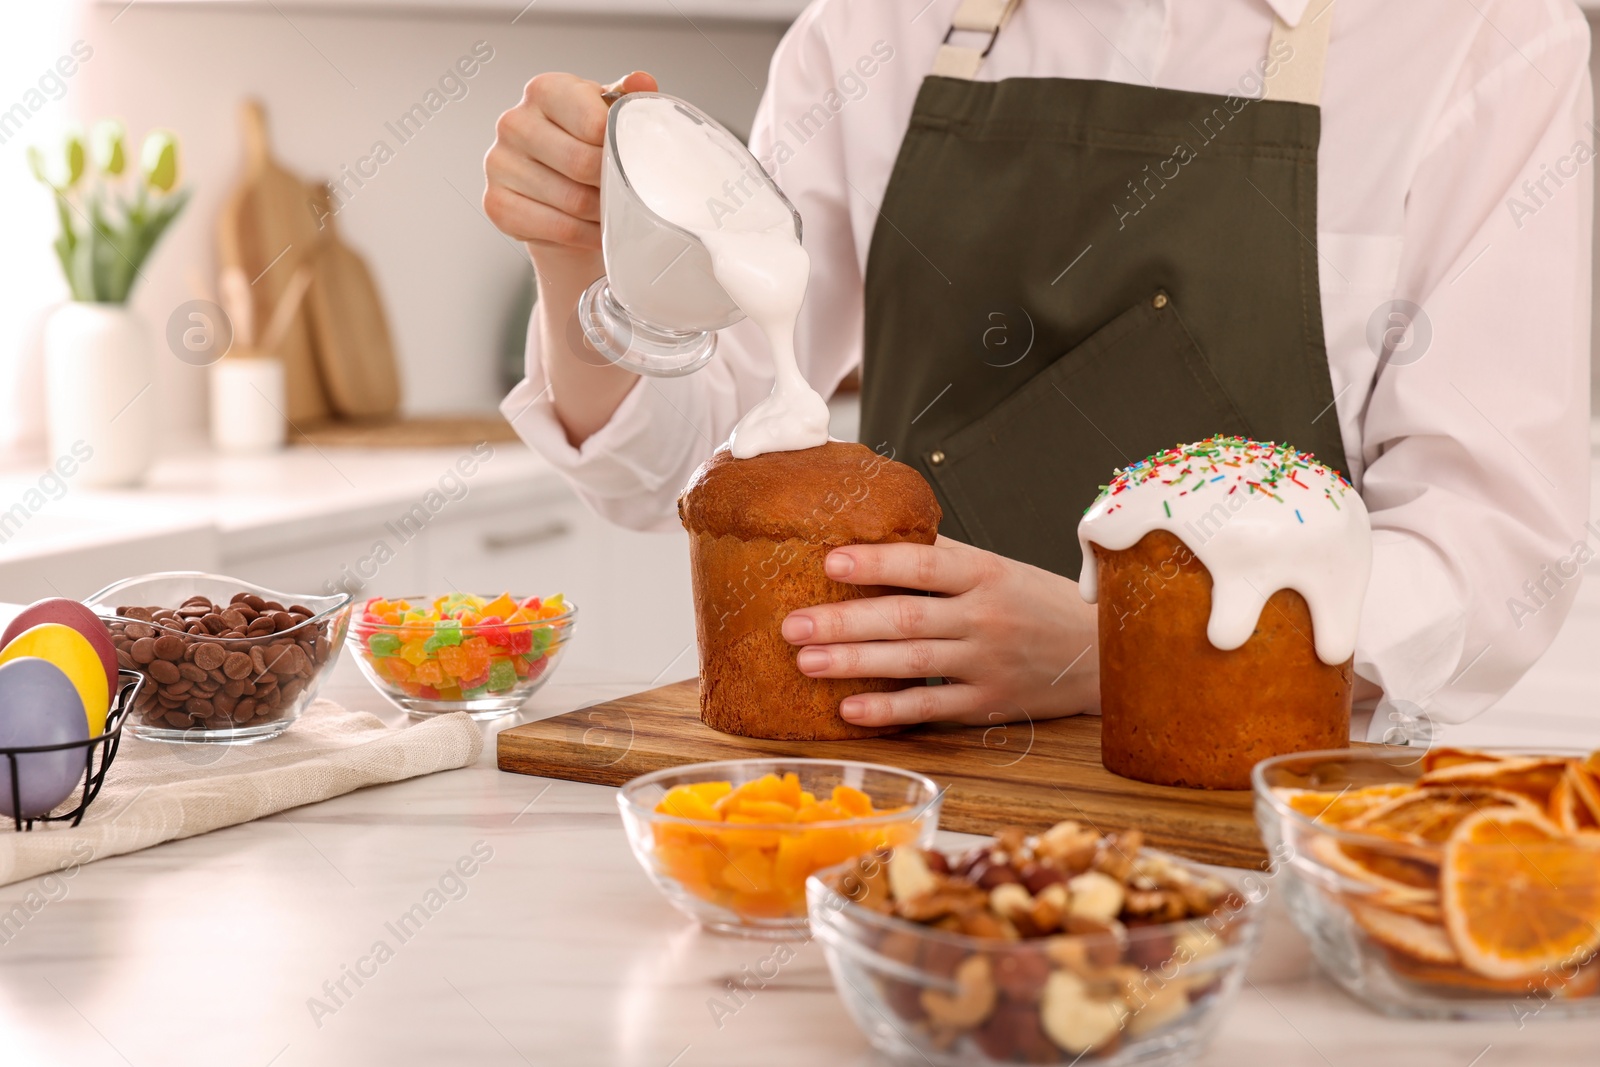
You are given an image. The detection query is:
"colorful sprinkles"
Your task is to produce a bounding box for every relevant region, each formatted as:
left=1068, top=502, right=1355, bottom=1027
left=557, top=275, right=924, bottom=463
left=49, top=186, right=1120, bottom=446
left=1087, top=435, right=1354, bottom=516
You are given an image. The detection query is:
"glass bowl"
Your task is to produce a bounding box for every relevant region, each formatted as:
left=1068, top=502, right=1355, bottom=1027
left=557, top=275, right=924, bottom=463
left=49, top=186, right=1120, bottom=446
left=86, top=572, right=352, bottom=744
left=618, top=759, right=943, bottom=939
left=1254, top=747, right=1600, bottom=1020
left=347, top=594, right=576, bottom=721
left=806, top=847, right=1261, bottom=1066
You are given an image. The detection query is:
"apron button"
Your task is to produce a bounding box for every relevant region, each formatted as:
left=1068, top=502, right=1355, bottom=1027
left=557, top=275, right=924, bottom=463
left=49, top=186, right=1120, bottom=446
left=929, top=450, right=946, bottom=466
left=1152, top=291, right=1169, bottom=310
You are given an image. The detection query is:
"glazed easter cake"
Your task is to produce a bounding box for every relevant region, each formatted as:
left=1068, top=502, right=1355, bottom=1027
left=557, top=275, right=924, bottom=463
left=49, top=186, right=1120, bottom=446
left=1077, top=436, right=1372, bottom=789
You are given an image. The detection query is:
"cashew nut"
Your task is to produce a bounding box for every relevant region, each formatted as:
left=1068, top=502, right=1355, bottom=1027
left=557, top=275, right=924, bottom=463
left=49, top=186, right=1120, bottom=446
left=1040, top=970, right=1128, bottom=1054
left=920, top=954, right=997, bottom=1030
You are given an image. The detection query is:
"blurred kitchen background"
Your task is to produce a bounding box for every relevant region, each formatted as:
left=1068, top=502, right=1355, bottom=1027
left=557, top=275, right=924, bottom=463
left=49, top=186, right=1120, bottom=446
left=0, top=0, right=1596, bottom=733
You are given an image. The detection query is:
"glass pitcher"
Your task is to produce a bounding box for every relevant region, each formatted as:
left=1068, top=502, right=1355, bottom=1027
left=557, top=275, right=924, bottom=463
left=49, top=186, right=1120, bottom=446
left=576, top=92, right=802, bottom=377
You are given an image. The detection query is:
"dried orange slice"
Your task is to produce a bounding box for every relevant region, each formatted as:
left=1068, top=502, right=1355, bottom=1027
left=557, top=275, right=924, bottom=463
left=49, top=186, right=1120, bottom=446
left=1346, top=786, right=1534, bottom=845
left=1279, top=784, right=1411, bottom=826
left=1385, top=952, right=1600, bottom=999
left=1566, top=764, right=1600, bottom=830
left=1310, top=835, right=1439, bottom=901
left=1442, top=808, right=1600, bottom=979
left=1348, top=900, right=1458, bottom=964
left=1422, top=748, right=1505, bottom=773
left=1419, top=757, right=1568, bottom=808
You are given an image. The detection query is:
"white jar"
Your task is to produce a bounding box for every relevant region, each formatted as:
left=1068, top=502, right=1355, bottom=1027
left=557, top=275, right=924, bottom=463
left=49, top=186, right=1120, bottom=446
left=209, top=356, right=287, bottom=453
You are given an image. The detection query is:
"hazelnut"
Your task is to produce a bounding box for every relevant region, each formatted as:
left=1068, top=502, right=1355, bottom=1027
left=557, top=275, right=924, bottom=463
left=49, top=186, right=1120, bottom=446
left=1020, top=862, right=1066, bottom=895
left=922, top=849, right=952, bottom=875
left=991, top=951, right=1051, bottom=1003
left=1056, top=915, right=1126, bottom=969
left=1067, top=871, right=1126, bottom=924
left=974, top=1000, right=1057, bottom=1064
left=1126, top=930, right=1180, bottom=970
left=971, top=858, right=1023, bottom=890
left=889, top=847, right=940, bottom=903
left=1040, top=969, right=1128, bottom=1055
left=921, top=954, right=997, bottom=1031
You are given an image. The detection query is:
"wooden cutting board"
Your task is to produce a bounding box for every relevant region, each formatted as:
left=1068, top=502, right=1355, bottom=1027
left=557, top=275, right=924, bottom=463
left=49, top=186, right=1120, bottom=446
left=304, top=186, right=402, bottom=420
left=217, top=99, right=329, bottom=423
left=498, top=679, right=1271, bottom=869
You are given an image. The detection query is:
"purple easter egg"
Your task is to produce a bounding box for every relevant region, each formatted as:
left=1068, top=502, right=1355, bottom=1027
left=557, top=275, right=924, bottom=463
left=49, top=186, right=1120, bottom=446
left=0, top=657, right=90, bottom=820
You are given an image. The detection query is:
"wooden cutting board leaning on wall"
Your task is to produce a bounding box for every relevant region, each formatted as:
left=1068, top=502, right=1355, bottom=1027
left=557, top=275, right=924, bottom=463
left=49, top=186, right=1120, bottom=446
left=216, top=99, right=329, bottom=423
left=303, top=185, right=402, bottom=420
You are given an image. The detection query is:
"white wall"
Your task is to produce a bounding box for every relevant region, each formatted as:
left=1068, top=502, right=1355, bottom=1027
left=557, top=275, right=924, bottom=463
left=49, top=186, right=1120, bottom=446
left=2, top=2, right=783, bottom=457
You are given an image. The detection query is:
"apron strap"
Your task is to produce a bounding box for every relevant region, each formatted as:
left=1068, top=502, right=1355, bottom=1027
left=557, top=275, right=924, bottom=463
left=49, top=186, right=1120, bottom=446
left=932, top=0, right=1023, bottom=79
left=933, top=0, right=1338, bottom=105
left=1263, top=0, right=1338, bottom=105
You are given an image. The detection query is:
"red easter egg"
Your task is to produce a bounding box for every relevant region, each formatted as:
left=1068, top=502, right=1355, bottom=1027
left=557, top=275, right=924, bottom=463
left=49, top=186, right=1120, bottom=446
left=1, top=598, right=119, bottom=700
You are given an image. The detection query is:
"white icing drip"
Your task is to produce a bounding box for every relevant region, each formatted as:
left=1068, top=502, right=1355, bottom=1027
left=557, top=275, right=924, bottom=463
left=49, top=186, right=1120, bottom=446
left=1076, top=438, right=1372, bottom=665
left=616, top=97, right=828, bottom=459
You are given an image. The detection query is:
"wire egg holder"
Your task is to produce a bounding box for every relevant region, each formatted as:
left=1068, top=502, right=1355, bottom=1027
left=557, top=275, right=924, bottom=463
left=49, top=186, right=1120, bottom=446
left=2, top=669, right=142, bottom=832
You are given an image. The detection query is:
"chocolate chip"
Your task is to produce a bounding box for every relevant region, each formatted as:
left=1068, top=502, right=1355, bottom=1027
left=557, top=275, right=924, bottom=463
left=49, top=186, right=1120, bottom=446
left=223, top=652, right=253, bottom=679
left=153, top=635, right=185, bottom=661
left=123, top=621, right=154, bottom=640
left=148, top=660, right=181, bottom=685
left=193, top=643, right=226, bottom=671
left=178, top=662, right=208, bottom=684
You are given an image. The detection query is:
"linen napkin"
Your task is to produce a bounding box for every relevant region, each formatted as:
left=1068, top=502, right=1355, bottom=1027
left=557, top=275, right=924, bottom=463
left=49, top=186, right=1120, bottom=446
left=0, top=699, right=482, bottom=887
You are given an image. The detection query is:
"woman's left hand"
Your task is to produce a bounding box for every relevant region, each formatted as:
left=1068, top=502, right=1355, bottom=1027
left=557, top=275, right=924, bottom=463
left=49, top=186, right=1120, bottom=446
left=780, top=536, right=1099, bottom=728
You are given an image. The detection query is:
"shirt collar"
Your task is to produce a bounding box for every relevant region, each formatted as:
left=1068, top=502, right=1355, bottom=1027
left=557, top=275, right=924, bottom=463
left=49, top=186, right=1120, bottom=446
left=1264, top=0, right=1313, bottom=28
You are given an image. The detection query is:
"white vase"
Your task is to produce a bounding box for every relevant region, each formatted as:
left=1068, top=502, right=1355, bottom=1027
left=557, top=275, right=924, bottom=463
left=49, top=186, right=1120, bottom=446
left=42, top=303, right=158, bottom=488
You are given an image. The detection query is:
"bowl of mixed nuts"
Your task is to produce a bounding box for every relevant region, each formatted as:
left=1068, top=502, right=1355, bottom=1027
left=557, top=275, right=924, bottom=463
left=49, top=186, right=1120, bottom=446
left=806, top=821, right=1262, bottom=1066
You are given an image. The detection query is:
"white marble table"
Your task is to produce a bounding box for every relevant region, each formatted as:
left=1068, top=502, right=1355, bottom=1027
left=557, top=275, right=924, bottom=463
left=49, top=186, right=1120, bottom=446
left=1, top=654, right=1597, bottom=1065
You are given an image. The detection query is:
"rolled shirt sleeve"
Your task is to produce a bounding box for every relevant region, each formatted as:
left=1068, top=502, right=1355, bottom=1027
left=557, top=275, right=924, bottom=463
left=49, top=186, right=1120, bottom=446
left=1354, top=7, right=1593, bottom=731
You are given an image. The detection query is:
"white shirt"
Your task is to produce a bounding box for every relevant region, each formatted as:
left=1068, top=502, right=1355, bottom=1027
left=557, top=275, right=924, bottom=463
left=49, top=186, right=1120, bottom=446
left=503, top=0, right=1595, bottom=734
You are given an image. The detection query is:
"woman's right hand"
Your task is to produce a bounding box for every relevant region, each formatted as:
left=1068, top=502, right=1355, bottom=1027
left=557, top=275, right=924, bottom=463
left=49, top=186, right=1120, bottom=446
left=484, top=70, right=658, bottom=445
left=484, top=69, right=658, bottom=274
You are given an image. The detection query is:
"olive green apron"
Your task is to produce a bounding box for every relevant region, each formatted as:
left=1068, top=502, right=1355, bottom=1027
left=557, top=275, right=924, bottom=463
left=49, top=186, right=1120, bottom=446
left=859, top=0, right=1351, bottom=579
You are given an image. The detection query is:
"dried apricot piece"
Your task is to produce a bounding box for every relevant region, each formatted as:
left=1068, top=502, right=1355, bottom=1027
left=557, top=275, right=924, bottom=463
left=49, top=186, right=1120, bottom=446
left=1442, top=808, right=1600, bottom=979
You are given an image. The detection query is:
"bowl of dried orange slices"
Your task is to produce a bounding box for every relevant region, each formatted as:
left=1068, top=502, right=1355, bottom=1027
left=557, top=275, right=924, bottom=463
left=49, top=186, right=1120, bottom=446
left=1254, top=745, right=1600, bottom=1019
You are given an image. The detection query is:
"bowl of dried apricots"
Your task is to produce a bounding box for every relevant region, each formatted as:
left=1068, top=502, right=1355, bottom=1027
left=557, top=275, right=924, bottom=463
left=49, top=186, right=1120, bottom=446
left=1255, top=745, right=1600, bottom=1019
left=618, top=759, right=942, bottom=938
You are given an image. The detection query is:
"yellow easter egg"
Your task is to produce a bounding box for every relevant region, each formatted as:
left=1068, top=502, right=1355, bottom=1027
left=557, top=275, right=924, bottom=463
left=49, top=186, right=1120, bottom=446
left=0, top=622, right=110, bottom=735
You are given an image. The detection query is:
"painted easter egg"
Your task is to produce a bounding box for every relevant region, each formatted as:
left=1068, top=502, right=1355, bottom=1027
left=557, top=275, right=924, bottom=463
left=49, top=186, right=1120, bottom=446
left=0, top=623, right=110, bottom=736
left=0, top=657, right=90, bottom=819
left=1, top=598, right=119, bottom=701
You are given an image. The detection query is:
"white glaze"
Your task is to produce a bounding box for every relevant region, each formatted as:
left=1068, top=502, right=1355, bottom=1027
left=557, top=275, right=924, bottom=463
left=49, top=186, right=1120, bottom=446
left=1077, top=437, right=1372, bottom=665
left=615, top=98, right=829, bottom=459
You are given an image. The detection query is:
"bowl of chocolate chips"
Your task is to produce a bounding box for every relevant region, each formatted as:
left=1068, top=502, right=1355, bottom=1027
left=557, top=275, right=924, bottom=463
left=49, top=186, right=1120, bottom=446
left=88, top=573, right=353, bottom=744
left=806, top=821, right=1263, bottom=1066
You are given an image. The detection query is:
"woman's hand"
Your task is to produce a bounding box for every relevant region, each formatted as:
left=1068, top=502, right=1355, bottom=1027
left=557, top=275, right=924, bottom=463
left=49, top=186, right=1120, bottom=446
left=483, top=69, right=657, bottom=446
left=484, top=69, right=656, bottom=269
left=781, top=537, right=1099, bottom=728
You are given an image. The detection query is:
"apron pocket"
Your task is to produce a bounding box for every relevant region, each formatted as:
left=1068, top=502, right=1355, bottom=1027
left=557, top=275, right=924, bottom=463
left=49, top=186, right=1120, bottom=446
left=926, top=293, right=1252, bottom=579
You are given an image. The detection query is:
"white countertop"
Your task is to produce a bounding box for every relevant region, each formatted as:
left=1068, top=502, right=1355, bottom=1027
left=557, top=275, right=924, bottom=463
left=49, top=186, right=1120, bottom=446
left=0, top=641, right=1596, bottom=1066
